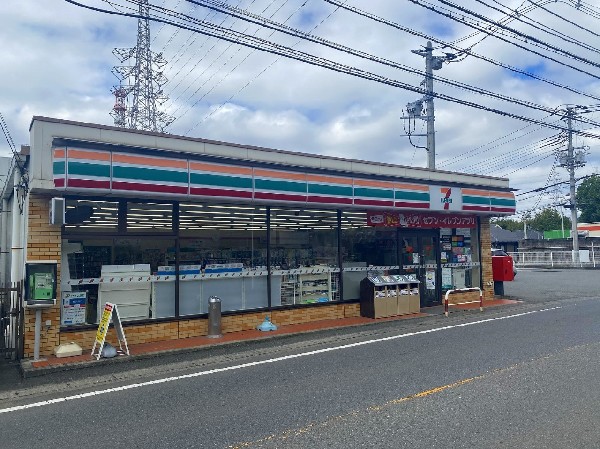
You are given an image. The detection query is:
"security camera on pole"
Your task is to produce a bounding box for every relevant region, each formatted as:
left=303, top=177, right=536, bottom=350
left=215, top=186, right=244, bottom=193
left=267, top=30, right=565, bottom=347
left=407, top=42, right=456, bottom=170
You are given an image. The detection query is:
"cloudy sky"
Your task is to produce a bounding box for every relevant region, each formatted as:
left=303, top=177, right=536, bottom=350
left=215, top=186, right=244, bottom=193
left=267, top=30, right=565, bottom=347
left=2, top=0, right=600, bottom=217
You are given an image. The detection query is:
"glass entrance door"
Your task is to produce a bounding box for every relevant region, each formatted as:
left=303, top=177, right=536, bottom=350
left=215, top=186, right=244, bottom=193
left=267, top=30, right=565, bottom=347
left=400, top=231, right=440, bottom=307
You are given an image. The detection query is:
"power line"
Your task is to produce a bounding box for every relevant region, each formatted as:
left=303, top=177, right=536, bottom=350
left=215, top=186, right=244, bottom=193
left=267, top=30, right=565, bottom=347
left=463, top=136, right=563, bottom=174
left=173, top=0, right=561, bottom=117
left=0, top=112, right=28, bottom=213
left=194, top=0, right=343, bottom=129
left=148, top=0, right=600, bottom=128
left=438, top=117, right=557, bottom=168
left=323, top=0, right=600, bottom=102
left=64, top=0, right=600, bottom=140
left=151, top=0, right=178, bottom=45
left=107, top=0, right=600, bottom=126
left=566, top=0, right=600, bottom=21
left=464, top=142, right=559, bottom=176
left=515, top=173, right=595, bottom=196
left=501, top=149, right=559, bottom=177
left=181, top=1, right=313, bottom=132
left=427, top=0, right=600, bottom=66
left=524, top=0, right=600, bottom=39
left=106, top=0, right=600, bottom=130
left=406, top=0, right=600, bottom=83
left=441, top=0, right=530, bottom=48
left=162, top=0, right=247, bottom=96
left=477, top=0, right=600, bottom=56
left=167, top=0, right=293, bottom=121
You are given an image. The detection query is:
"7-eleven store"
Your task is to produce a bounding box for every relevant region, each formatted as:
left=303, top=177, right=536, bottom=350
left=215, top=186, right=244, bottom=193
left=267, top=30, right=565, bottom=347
left=3, top=116, right=515, bottom=359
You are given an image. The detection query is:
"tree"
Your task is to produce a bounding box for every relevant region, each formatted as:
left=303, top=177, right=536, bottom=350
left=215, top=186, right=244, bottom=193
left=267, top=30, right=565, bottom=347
left=529, top=207, right=571, bottom=232
left=576, top=175, right=600, bottom=223
left=491, top=217, right=522, bottom=232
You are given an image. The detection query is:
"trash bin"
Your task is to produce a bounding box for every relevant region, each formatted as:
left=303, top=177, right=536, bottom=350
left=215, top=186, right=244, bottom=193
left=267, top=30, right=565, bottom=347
left=207, top=296, right=222, bottom=338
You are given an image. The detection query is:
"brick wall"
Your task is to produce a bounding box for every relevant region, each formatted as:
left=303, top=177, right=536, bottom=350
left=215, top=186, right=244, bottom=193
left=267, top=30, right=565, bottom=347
left=480, top=217, right=494, bottom=300
left=59, top=303, right=362, bottom=353
left=24, top=194, right=62, bottom=357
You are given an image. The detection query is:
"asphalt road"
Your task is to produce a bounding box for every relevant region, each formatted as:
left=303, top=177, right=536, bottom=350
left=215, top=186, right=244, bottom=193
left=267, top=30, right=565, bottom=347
left=504, top=267, right=600, bottom=303
left=1, top=270, right=599, bottom=448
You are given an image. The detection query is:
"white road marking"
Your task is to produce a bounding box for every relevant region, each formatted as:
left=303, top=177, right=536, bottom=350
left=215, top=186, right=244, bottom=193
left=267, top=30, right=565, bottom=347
left=0, top=306, right=561, bottom=414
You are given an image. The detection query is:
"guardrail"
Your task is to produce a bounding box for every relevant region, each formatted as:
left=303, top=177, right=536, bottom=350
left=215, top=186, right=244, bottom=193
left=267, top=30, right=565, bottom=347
left=508, top=250, right=600, bottom=268
left=444, top=288, right=483, bottom=317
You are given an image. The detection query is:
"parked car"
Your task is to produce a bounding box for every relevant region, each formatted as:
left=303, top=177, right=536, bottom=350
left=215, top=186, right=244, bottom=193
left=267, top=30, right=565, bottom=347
left=491, top=248, right=517, bottom=277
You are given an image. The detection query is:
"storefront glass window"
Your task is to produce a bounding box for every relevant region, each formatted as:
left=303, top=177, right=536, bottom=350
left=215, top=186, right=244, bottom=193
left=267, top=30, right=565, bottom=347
left=179, top=203, right=269, bottom=313
left=340, top=211, right=399, bottom=300
left=112, top=237, right=176, bottom=321
left=62, top=238, right=112, bottom=325
left=440, top=227, right=481, bottom=291
left=60, top=237, right=176, bottom=325
left=127, top=202, right=174, bottom=233
left=63, top=199, right=119, bottom=233
left=59, top=196, right=483, bottom=326
left=270, top=207, right=339, bottom=305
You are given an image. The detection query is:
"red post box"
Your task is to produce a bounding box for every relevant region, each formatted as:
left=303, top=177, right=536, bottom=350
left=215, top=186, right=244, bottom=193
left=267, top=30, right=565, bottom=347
left=492, top=255, right=514, bottom=282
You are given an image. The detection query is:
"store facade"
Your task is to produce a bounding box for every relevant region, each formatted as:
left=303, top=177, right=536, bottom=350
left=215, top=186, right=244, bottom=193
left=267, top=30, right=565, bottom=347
left=4, top=117, right=515, bottom=358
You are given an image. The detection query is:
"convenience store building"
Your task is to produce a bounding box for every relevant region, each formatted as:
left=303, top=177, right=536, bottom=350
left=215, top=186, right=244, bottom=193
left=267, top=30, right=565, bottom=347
left=2, top=116, right=516, bottom=358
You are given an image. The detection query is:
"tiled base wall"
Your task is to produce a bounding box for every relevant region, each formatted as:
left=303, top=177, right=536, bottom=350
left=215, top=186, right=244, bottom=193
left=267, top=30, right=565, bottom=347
left=56, top=291, right=491, bottom=355
left=60, top=303, right=362, bottom=351
left=446, top=290, right=486, bottom=305
left=56, top=290, right=500, bottom=354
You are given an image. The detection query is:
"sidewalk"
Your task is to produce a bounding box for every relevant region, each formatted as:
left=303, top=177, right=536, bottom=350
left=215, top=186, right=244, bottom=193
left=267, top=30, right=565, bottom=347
left=20, top=298, right=520, bottom=377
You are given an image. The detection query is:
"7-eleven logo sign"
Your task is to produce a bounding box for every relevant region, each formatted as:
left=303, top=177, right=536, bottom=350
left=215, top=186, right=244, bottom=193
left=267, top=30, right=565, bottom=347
left=430, top=186, right=462, bottom=211
left=441, top=188, right=452, bottom=209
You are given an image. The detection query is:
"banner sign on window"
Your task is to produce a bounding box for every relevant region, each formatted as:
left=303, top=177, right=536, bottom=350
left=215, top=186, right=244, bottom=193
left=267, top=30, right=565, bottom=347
left=61, top=291, right=87, bottom=325
left=367, top=211, right=476, bottom=228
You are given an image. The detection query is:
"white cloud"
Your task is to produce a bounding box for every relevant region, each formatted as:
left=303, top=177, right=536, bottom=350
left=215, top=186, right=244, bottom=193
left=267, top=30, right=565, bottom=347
left=1, top=0, right=600, bottom=217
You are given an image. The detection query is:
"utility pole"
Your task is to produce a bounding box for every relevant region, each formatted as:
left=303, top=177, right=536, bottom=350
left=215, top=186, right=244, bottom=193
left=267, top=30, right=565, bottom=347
left=559, top=106, right=587, bottom=265
left=521, top=211, right=530, bottom=239
left=567, top=108, right=578, bottom=263
left=424, top=42, right=436, bottom=170
left=409, top=42, right=455, bottom=169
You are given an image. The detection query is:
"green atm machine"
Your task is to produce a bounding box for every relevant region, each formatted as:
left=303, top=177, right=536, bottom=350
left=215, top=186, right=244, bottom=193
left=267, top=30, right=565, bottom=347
left=25, top=261, right=57, bottom=361
left=30, top=273, right=54, bottom=300
left=25, top=262, right=57, bottom=306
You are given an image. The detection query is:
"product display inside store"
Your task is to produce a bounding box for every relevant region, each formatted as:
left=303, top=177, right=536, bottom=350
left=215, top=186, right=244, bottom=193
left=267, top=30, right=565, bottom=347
left=60, top=198, right=481, bottom=327
left=62, top=200, right=357, bottom=324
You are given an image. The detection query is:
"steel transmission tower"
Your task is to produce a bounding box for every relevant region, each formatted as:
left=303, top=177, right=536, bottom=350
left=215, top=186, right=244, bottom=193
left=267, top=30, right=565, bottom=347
left=110, top=0, right=173, bottom=132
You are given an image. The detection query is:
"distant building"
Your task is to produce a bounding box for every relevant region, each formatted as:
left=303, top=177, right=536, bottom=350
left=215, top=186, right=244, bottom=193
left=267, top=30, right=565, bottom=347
left=0, top=155, right=11, bottom=191
left=491, top=224, right=543, bottom=252
left=577, top=223, right=600, bottom=237
left=0, top=155, right=14, bottom=283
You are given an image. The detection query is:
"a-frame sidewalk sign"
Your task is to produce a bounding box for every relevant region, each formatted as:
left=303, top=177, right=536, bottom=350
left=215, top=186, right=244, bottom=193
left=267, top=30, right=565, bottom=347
left=91, top=302, right=129, bottom=360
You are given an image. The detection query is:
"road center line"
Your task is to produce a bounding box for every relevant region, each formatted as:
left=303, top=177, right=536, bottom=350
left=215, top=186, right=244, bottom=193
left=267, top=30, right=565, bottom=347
left=0, top=306, right=562, bottom=415
left=230, top=375, right=485, bottom=448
